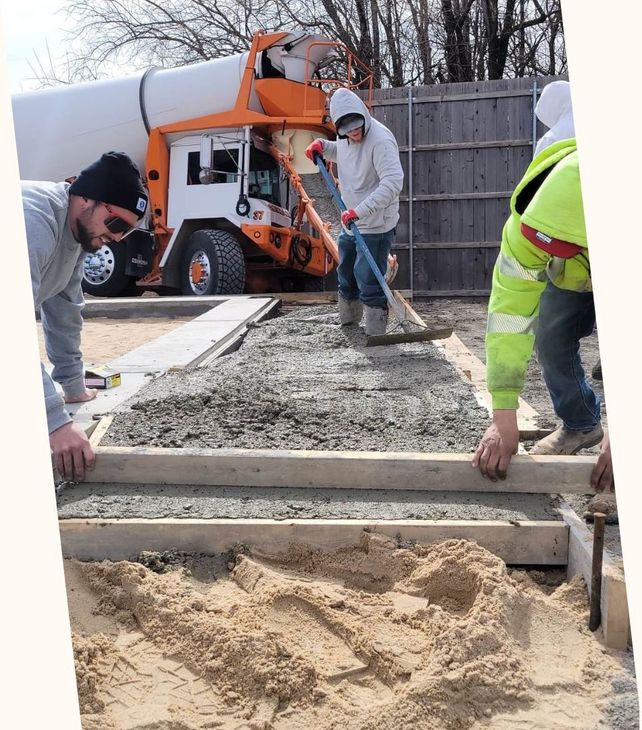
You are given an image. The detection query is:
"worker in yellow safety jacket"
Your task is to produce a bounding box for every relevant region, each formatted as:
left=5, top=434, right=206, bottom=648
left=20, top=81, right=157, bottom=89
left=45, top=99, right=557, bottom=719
left=471, top=138, right=614, bottom=500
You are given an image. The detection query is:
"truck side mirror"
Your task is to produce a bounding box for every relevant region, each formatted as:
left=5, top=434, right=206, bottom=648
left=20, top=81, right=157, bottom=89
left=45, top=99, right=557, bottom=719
left=199, top=137, right=214, bottom=185
left=200, top=136, right=213, bottom=170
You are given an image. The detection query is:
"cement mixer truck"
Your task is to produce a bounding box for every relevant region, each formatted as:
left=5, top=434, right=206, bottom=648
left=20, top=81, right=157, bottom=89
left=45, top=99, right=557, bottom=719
left=12, top=30, right=374, bottom=296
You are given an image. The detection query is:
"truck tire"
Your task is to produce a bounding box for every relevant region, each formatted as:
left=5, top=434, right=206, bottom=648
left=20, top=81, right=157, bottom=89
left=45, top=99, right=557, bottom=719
left=82, top=243, right=132, bottom=297
left=181, top=230, right=246, bottom=296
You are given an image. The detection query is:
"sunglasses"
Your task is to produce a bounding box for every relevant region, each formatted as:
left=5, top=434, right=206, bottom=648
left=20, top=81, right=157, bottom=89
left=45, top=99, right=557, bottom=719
left=103, top=204, right=138, bottom=239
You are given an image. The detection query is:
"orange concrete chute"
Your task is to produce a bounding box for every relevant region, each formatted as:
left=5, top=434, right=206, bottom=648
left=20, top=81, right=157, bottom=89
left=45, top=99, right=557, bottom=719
left=268, top=143, right=339, bottom=265
left=267, top=142, right=399, bottom=285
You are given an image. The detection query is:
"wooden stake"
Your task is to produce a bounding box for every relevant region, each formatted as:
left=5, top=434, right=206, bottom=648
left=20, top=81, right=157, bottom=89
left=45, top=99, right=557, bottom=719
left=589, top=512, right=606, bottom=632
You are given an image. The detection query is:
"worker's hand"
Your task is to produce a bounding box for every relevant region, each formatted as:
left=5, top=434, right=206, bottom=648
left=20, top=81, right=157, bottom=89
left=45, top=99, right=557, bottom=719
left=471, top=410, right=519, bottom=481
left=50, top=422, right=96, bottom=481
left=305, top=139, right=324, bottom=162
left=591, top=431, right=614, bottom=493
left=64, top=388, right=98, bottom=404
left=341, top=209, right=359, bottom=227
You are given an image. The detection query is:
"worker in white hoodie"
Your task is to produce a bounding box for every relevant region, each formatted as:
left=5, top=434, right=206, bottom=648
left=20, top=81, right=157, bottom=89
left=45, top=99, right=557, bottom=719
left=305, top=88, right=404, bottom=335
left=534, top=80, right=575, bottom=156
left=24, top=152, right=148, bottom=481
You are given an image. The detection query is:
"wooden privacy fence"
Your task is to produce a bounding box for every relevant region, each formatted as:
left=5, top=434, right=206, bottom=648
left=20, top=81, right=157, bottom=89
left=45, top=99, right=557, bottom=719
left=351, top=75, right=567, bottom=297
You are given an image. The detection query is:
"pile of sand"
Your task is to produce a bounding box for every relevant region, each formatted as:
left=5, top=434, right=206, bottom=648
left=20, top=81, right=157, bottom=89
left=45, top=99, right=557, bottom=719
left=103, top=307, right=489, bottom=452
left=66, top=537, right=624, bottom=729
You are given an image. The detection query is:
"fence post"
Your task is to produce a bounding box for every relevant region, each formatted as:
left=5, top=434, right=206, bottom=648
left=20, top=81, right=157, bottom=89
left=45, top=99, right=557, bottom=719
left=407, top=87, right=414, bottom=298
left=531, top=80, right=539, bottom=158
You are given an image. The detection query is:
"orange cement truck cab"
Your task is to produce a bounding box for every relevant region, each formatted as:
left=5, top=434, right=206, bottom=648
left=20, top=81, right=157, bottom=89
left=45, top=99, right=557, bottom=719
left=12, top=30, right=374, bottom=297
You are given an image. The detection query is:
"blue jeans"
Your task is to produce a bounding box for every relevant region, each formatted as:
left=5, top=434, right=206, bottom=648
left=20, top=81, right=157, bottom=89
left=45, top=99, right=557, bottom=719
left=536, top=281, right=601, bottom=431
left=337, top=229, right=394, bottom=308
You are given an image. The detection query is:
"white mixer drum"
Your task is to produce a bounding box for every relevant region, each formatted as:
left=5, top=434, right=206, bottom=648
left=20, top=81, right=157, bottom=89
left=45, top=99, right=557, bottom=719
left=12, top=52, right=256, bottom=181
left=12, top=32, right=334, bottom=183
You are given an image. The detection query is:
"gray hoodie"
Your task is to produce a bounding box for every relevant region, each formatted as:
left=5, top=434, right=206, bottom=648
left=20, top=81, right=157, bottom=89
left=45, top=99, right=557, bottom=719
left=23, top=181, right=87, bottom=434
left=321, top=88, right=403, bottom=234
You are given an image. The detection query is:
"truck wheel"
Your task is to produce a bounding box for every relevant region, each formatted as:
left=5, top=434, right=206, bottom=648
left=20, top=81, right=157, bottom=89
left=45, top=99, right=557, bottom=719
left=181, top=230, right=246, bottom=296
left=82, top=243, right=131, bottom=297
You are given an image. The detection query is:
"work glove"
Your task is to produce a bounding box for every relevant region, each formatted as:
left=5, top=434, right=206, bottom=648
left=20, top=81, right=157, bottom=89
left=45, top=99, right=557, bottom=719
left=305, top=139, right=324, bottom=161
left=341, top=209, right=359, bottom=227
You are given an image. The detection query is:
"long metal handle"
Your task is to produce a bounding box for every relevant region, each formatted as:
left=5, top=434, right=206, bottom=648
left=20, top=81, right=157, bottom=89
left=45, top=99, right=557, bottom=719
left=314, top=154, right=404, bottom=320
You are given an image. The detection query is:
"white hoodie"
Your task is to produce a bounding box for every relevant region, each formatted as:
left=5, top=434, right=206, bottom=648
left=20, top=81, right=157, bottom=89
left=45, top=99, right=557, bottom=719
left=534, top=80, right=575, bottom=156
left=320, top=88, right=404, bottom=234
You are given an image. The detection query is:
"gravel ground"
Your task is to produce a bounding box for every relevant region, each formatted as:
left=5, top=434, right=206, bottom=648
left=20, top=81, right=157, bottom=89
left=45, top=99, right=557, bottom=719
left=102, top=305, right=491, bottom=452
left=413, top=297, right=607, bottom=434
left=57, top=483, right=563, bottom=521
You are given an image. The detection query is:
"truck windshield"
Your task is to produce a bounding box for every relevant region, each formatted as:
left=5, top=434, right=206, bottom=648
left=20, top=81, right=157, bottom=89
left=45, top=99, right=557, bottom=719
left=249, top=148, right=281, bottom=206
left=187, top=149, right=239, bottom=184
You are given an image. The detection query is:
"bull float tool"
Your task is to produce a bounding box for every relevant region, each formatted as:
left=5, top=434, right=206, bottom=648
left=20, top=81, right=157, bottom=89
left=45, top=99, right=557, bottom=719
left=314, top=153, right=452, bottom=346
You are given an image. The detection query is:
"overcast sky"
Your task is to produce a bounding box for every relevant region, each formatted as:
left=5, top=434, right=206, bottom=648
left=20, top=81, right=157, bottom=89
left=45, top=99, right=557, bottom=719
left=1, top=0, right=71, bottom=93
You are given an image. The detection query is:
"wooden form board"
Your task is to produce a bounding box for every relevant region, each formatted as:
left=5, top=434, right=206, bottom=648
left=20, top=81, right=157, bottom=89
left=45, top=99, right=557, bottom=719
left=58, top=518, right=568, bottom=566
left=88, top=415, right=114, bottom=447
left=83, top=446, right=597, bottom=494
left=108, top=297, right=278, bottom=372
left=80, top=295, right=231, bottom=319
left=557, top=499, right=629, bottom=650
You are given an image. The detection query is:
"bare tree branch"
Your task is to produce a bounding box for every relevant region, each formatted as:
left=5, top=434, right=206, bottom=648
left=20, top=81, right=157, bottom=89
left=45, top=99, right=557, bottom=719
left=29, top=0, right=565, bottom=89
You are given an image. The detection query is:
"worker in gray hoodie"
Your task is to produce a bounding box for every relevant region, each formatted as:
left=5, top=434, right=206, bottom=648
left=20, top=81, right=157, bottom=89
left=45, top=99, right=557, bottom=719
left=25, top=151, right=148, bottom=480
left=305, top=88, right=404, bottom=335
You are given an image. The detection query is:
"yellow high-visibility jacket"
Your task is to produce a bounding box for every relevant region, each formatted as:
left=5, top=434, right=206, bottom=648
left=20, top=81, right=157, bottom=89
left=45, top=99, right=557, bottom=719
left=486, top=138, right=590, bottom=410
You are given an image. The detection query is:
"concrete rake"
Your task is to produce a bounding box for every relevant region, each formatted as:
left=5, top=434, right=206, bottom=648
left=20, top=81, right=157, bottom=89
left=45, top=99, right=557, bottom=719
left=314, top=154, right=452, bottom=346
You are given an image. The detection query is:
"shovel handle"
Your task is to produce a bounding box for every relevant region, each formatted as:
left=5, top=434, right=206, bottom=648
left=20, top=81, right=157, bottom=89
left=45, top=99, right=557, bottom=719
left=314, top=155, right=402, bottom=319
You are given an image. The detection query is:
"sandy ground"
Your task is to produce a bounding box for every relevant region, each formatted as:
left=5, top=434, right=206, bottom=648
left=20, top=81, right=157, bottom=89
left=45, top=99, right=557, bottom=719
left=67, top=536, right=637, bottom=730
left=58, top=482, right=563, bottom=521
left=53, top=298, right=637, bottom=728
left=37, top=316, right=192, bottom=368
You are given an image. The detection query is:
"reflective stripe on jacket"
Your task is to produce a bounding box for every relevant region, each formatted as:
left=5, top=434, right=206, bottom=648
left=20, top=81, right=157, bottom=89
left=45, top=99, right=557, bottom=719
left=486, top=138, right=589, bottom=410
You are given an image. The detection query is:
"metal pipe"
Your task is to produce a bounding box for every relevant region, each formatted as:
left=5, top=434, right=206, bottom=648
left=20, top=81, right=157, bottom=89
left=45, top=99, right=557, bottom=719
left=407, top=87, right=414, bottom=299
left=589, top=512, right=606, bottom=632
left=531, top=80, right=539, bottom=159
left=243, top=125, right=251, bottom=196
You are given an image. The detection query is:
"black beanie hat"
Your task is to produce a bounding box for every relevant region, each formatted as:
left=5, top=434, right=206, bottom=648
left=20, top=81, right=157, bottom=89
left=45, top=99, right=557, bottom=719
left=69, top=151, right=149, bottom=219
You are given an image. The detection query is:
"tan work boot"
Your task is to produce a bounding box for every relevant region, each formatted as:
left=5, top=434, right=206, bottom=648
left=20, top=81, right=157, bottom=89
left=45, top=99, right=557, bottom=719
left=364, top=305, right=388, bottom=336
left=530, top=423, right=604, bottom=455
left=338, top=295, right=363, bottom=326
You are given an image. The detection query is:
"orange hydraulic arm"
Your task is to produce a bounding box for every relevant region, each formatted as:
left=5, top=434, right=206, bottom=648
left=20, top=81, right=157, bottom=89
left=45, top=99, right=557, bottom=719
left=269, top=143, right=339, bottom=264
